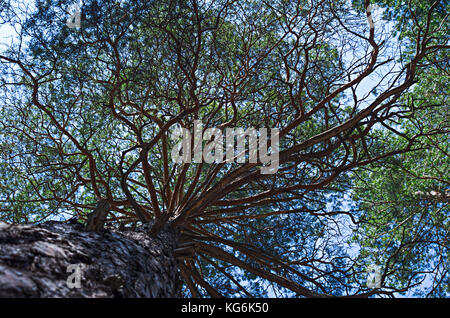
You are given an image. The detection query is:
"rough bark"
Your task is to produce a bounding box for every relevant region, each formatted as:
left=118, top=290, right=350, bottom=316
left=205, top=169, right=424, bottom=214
left=0, top=221, right=179, bottom=298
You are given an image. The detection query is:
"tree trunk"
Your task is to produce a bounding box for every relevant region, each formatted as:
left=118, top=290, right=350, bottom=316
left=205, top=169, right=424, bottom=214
left=0, top=221, right=179, bottom=297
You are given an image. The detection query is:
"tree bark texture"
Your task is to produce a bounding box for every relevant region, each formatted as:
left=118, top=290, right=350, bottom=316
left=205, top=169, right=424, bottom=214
left=0, top=221, right=179, bottom=297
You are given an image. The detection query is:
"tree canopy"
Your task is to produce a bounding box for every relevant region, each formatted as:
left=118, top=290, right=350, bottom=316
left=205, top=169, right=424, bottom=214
left=0, top=0, right=448, bottom=297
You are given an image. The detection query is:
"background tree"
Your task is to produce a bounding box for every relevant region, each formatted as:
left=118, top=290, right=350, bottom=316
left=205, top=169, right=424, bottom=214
left=0, top=0, right=448, bottom=297
left=349, top=0, right=449, bottom=297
